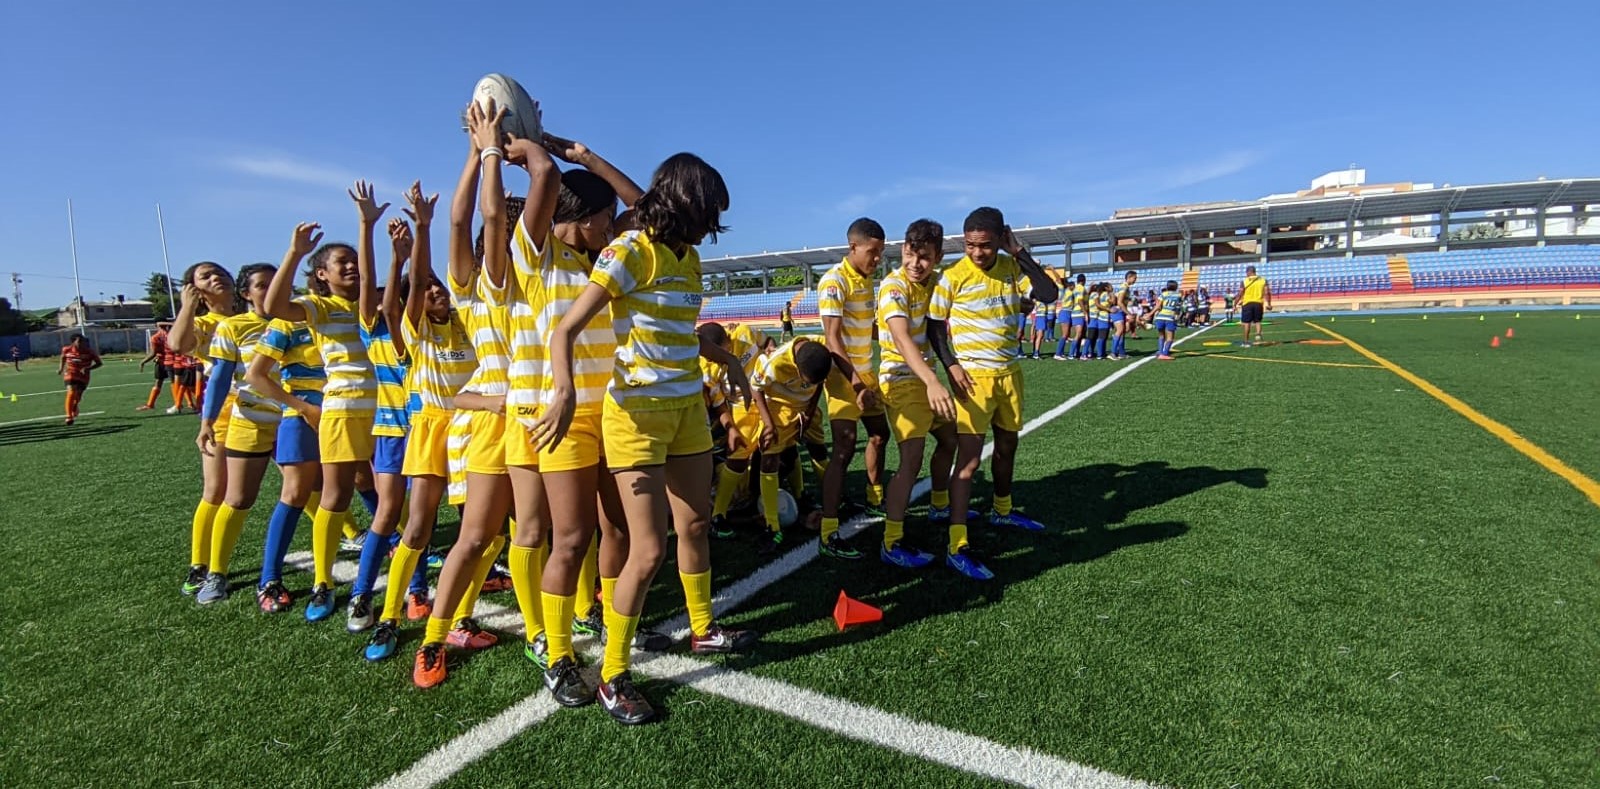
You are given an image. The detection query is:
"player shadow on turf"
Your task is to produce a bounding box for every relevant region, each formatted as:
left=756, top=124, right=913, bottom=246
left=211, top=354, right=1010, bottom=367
left=722, top=461, right=1267, bottom=669
left=0, top=422, right=136, bottom=447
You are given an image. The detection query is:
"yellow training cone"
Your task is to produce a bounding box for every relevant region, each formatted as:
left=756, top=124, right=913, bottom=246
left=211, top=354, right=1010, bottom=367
left=1370, top=318, right=1376, bottom=323
left=1422, top=315, right=1428, bottom=320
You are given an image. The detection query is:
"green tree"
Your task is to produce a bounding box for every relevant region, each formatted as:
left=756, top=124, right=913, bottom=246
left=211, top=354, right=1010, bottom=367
left=144, top=272, right=176, bottom=320
left=1448, top=223, right=1509, bottom=242
left=0, top=297, right=25, bottom=335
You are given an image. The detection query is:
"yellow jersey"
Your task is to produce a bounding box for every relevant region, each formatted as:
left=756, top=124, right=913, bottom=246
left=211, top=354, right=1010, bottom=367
left=927, top=254, right=1028, bottom=376
left=507, top=222, right=616, bottom=427
left=590, top=230, right=704, bottom=410
left=1240, top=275, right=1267, bottom=305
left=449, top=268, right=511, bottom=397
left=254, top=319, right=325, bottom=418
left=296, top=293, right=377, bottom=417
left=362, top=314, right=409, bottom=437
left=754, top=336, right=824, bottom=408
left=815, top=257, right=876, bottom=375
left=401, top=310, right=476, bottom=414
left=209, top=311, right=279, bottom=425
left=875, top=266, right=936, bottom=386
left=192, top=312, right=223, bottom=376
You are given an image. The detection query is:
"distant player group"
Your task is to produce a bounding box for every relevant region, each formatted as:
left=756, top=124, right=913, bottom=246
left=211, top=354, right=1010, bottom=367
left=138, top=96, right=1206, bottom=726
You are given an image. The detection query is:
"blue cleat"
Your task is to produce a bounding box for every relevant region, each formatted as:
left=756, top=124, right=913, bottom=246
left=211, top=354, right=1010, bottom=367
left=364, top=621, right=398, bottom=662
left=424, top=550, right=444, bottom=571
left=880, top=542, right=936, bottom=569
left=305, top=583, right=336, bottom=622
left=945, top=548, right=994, bottom=580
left=988, top=509, right=1046, bottom=532
left=927, top=505, right=981, bottom=527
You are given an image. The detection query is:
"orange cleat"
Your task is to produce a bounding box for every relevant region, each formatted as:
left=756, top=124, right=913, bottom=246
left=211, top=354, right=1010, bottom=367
left=413, top=644, right=447, bottom=689
left=406, top=592, right=433, bottom=621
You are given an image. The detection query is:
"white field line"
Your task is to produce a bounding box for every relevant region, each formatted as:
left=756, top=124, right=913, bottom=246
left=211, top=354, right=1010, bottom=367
left=0, top=410, right=106, bottom=428
left=366, top=325, right=1210, bottom=789
left=7, top=381, right=152, bottom=398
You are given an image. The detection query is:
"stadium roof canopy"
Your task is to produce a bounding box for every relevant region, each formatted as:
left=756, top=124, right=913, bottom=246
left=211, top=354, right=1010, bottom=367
left=701, top=177, right=1600, bottom=276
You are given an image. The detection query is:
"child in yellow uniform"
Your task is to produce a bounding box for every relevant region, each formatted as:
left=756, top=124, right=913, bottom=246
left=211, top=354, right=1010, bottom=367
left=744, top=335, right=833, bottom=554
left=533, top=152, right=756, bottom=725
left=169, top=261, right=238, bottom=596
left=193, top=264, right=280, bottom=604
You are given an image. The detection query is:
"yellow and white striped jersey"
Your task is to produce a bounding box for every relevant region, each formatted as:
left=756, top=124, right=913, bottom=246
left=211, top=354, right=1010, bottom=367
left=875, top=266, right=937, bottom=386
left=297, top=293, right=378, bottom=416
left=449, top=268, right=511, bottom=397
left=209, top=311, right=280, bottom=425
left=927, top=254, right=1028, bottom=376
left=401, top=310, right=476, bottom=414
left=192, top=312, right=223, bottom=376
left=507, top=222, right=616, bottom=428
left=702, top=322, right=761, bottom=406
left=754, top=336, right=823, bottom=408
left=816, top=257, right=876, bottom=374
left=590, top=230, right=704, bottom=410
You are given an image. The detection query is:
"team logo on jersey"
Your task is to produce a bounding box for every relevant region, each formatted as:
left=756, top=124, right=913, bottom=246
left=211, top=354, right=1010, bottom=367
left=887, top=289, right=907, bottom=307
left=823, top=285, right=841, bottom=301
left=596, top=247, right=619, bottom=270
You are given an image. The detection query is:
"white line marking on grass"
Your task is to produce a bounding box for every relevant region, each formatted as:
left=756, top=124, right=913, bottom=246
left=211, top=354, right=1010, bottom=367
left=0, top=411, right=106, bottom=428
left=8, top=381, right=151, bottom=398
left=367, top=326, right=1209, bottom=789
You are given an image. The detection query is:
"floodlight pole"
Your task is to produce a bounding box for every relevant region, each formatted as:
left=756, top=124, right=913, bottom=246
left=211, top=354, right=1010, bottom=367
left=67, top=199, right=86, bottom=328
left=156, top=203, right=178, bottom=319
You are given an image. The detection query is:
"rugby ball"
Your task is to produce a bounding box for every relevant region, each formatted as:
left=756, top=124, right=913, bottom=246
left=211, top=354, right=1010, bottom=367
left=464, top=73, right=541, bottom=141
left=777, top=490, right=799, bottom=528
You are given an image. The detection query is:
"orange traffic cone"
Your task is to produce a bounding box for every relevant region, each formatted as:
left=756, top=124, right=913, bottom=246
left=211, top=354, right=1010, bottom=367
left=1490, top=336, right=1500, bottom=348
left=833, top=591, right=883, bottom=631
left=1505, top=328, right=1514, bottom=338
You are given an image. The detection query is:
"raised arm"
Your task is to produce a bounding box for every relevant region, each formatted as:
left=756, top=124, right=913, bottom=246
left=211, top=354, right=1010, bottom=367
left=1003, top=228, right=1059, bottom=304
left=543, top=132, right=644, bottom=209
left=168, top=285, right=200, bottom=355
left=349, top=180, right=390, bottom=325
left=509, top=136, right=560, bottom=252
left=403, top=182, right=440, bottom=329
left=265, top=223, right=321, bottom=323
left=468, top=101, right=510, bottom=289
left=383, top=216, right=411, bottom=329
left=448, top=134, right=482, bottom=289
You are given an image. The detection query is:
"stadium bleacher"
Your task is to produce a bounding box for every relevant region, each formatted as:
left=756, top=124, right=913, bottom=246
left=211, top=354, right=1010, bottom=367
left=700, top=290, right=800, bottom=322
left=1406, top=246, right=1600, bottom=290
left=1197, top=256, right=1392, bottom=297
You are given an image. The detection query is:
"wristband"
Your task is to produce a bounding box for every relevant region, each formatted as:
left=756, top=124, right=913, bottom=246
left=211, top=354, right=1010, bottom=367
left=479, top=147, right=503, bottom=162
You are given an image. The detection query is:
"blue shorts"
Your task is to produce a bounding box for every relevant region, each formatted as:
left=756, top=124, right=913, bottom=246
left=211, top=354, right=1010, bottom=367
left=373, top=434, right=408, bottom=476
left=1069, top=315, right=1086, bottom=328
left=1110, top=311, right=1126, bottom=323
left=1090, top=319, right=1109, bottom=330
left=1154, top=318, right=1177, bottom=332
left=276, top=416, right=320, bottom=466
left=1033, top=316, right=1049, bottom=331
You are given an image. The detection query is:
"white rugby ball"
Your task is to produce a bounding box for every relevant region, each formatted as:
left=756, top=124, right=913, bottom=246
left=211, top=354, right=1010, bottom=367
left=465, top=73, right=541, bottom=141
left=777, top=490, right=799, bottom=528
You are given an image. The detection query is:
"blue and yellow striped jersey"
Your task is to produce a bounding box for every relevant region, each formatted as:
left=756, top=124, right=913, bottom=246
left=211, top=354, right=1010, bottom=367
left=256, top=319, right=326, bottom=417
left=361, top=314, right=410, bottom=437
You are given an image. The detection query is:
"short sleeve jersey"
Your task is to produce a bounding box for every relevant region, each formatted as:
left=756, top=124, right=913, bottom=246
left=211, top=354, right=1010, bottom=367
left=297, top=294, right=377, bottom=417
left=927, top=254, right=1027, bottom=376
left=210, top=311, right=279, bottom=425
left=815, top=258, right=877, bottom=375
left=255, top=319, right=325, bottom=418
left=754, top=336, right=825, bottom=408
left=590, top=230, right=704, bottom=410
left=508, top=221, right=616, bottom=428
left=61, top=345, right=100, bottom=383
left=875, top=266, right=937, bottom=386
left=401, top=310, right=476, bottom=414
left=448, top=269, right=511, bottom=397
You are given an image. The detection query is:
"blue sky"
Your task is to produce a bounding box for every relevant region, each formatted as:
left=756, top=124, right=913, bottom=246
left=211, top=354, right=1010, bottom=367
left=3, top=0, right=1596, bottom=310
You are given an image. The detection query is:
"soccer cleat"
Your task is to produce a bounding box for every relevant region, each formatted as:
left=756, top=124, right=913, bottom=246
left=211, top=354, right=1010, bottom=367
left=523, top=632, right=549, bottom=669
left=927, top=505, right=980, bottom=527
left=364, top=621, right=399, bottom=662
left=946, top=548, right=995, bottom=580
left=1052, top=354, right=1068, bottom=361
left=339, top=532, right=366, bottom=555
left=710, top=515, right=737, bottom=541
left=819, top=533, right=863, bottom=560
left=405, top=592, right=433, bottom=621
left=182, top=564, right=208, bottom=596
left=543, top=657, right=593, bottom=707
left=412, top=644, right=447, bottom=688
left=305, top=583, right=336, bottom=622
left=135, top=404, right=154, bottom=411
left=1158, top=354, right=1174, bottom=361
left=257, top=581, right=292, bottom=614
left=635, top=628, right=673, bottom=652
left=64, top=417, right=74, bottom=426
left=988, top=509, right=1046, bottom=532
left=572, top=607, right=604, bottom=637
left=424, top=550, right=444, bottom=570
left=597, top=671, right=655, bottom=725
left=690, top=622, right=759, bottom=655
left=481, top=567, right=513, bottom=594
left=346, top=593, right=376, bottom=633
left=165, top=405, right=180, bottom=415
left=880, top=542, right=936, bottom=569
left=756, top=530, right=787, bottom=557
left=195, top=572, right=229, bottom=605
left=447, top=617, right=498, bottom=650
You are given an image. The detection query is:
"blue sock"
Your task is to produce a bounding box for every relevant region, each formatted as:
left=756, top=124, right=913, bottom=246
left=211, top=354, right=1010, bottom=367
left=352, top=528, right=388, bottom=597
left=260, top=502, right=303, bottom=589
left=1117, top=335, right=1126, bottom=355
left=1096, top=335, right=1107, bottom=358
left=1054, top=338, right=1067, bottom=357
left=408, top=558, right=430, bottom=595
left=387, top=531, right=402, bottom=549
left=1070, top=338, right=1081, bottom=358
left=358, top=488, right=380, bottom=518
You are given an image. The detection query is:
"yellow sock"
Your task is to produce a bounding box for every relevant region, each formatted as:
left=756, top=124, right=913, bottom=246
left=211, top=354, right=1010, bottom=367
left=680, top=569, right=713, bottom=637
left=208, top=504, right=250, bottom=575
left=930, top=489, right=950, bottom=509
left=601, top=604, right=639, bottom=682
left=713, top=464, right=742, bottom=518
left=341, top=511, right=362, bottom=541
left=574, top=537, right=599, bottom=619
left=311, top=506, right=344, bottom=587
left=189, top=500, right=219, bottom=566
left=760, top=471, right=781, bottom=533
left=396, top=496, right=410, bottom=535
left=948, top=524, right=968, bottom=555
left=788, top=460, right=804, bottom=497
left=883, top=519, right=904, bottom=552
left=454, top=535, right=506, bottom=623
left=304, top=490, right=321, bottom=525
left=993, top=494, right=1013, bottom=516
left=600, top=576, right=617, bottom=613
left=423, top=615, right=452, bottom=646
left=508, top=544, right=545, bottom=641
left=811, top=457, right=828, bottom=477
left=541, top=592, right=577, bottom=665
left=821, top=516, right=840, bottom=543
left=383, top=542, right=423, bottom=622
left=867, top=484, right=884, bottom=507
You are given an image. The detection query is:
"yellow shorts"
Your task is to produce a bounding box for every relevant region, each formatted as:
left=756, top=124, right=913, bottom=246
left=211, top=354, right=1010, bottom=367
left=824, top=368, right=885, bottom=421
left=541, top=412, right=603, bottom=473
left=319, top=413, right=376, bottom=463
left=402, top=409, right=452, bottom=478
left=503, top=418, right=539, bottom=469
left=956, top=370, right=1024, bottom=436
left=729, top=401, right=806, bottom=460
left=224, top=415, right=277, bottom=455
left=603, top=396, right=711, bottom=469
left=884, top=378, right=951, bottom=443
left=212, top=395, right=235, bottom=446
left=462, top=411, right=507, bottom=476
